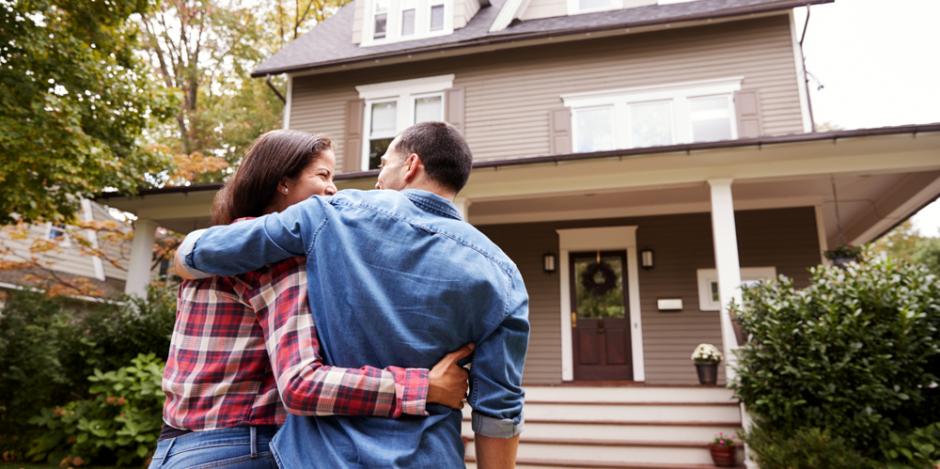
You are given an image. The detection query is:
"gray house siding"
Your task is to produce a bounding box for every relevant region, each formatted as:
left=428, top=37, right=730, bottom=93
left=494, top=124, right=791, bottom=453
left=289, top=15, right=804, bottom=171
left=478, top=206, right=821, bottom=385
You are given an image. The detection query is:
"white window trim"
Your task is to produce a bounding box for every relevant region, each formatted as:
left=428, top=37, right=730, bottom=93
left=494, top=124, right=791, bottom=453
left=567, top=0, right=622, bottom=15
left=697, top=266, right=777, bottom=312
left=361, top=0, right=454, bottom=47
left=564, top=77, right=742, bottom=152
left=358, top=75, right=454, bottom=170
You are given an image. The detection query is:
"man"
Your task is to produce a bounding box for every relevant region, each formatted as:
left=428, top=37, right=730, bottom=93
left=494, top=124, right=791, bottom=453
left=176, top=122, right=528, bottom=468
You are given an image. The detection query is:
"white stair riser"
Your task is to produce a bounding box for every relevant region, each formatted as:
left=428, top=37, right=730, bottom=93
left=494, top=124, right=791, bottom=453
left=461, top=421, right=741, bottom=442
left=520, top=404, right=740, bottom=422
left=466, top=442, right=716, bottom=465
left=524, top=386, right=736, bottom=404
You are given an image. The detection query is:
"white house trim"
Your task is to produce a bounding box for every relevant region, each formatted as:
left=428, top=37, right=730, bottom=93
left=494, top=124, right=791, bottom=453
left=556, top=226, right=645, bottom=382
left=707, top=179, right=743, bottom=383
left=81, top=199, right=106, bottom=281
left=283, top=75, right=293, bottom=129
left=789, top=10, right=813, bottom=133
left=471, top=196, right=823, bottom=225
left=356, top=74, right=455, bottom=100
left=489, top=0, right=525, bottom=31
left=561, top=77, right=743, bottom=108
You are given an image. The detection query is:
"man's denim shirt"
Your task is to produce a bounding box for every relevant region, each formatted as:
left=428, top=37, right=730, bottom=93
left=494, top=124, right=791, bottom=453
left=182, top=189, right=529, bottom=468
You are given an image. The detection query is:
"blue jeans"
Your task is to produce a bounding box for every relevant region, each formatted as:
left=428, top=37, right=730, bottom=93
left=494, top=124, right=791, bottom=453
left=149, top=426, right=278, bottom=469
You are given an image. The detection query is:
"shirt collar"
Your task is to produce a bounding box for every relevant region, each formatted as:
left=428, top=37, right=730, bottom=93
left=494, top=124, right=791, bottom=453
left=403, top=189, right=462, bottom=221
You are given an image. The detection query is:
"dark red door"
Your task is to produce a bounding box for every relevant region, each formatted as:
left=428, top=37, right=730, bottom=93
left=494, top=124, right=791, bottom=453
left=570, top=251, right=633, bottom=381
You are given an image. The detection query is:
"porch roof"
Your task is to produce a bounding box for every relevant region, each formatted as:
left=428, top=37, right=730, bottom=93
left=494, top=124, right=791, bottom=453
left=96, top=123, right=940, bottom=241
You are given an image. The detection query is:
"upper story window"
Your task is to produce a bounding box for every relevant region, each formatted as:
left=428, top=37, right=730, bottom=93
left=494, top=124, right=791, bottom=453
left=356, top=75, right=454, bottom=169
left=365, top=0, right=453, bottom=46
left=563, top=78, right=741, bottom=153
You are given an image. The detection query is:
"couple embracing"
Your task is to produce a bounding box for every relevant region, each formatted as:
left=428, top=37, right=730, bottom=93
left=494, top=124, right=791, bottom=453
left=151, top=122, right=529, bottom=469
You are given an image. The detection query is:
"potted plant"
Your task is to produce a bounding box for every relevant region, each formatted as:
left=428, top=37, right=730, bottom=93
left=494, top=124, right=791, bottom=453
left=708, top=432, right=738, bottom=467
left=691, top=343, right=722, bottom=385
left=824, top=244, right=863, bottom=267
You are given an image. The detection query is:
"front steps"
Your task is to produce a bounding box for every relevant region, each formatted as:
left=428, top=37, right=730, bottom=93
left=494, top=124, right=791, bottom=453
left=462, top=385, right=744, bottom=468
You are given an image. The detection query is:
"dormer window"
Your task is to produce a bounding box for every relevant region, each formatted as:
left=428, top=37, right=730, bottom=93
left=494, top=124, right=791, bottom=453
left=364, top=0, right=454, bottom=45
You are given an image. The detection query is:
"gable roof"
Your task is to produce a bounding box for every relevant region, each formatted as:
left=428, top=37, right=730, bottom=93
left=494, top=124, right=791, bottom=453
left=252, top=0, right=831, bottom=77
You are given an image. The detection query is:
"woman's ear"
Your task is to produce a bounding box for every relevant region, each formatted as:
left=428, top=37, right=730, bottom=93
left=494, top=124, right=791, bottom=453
left=277, top=178, right=291, bottom=195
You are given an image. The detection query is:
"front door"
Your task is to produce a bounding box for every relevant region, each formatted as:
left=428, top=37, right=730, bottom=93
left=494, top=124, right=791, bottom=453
left=570, top=250, right=633, bottom=381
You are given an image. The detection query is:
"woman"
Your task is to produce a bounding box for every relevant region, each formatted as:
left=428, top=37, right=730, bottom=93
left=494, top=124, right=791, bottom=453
left=151, top=130, right=471, bottom=469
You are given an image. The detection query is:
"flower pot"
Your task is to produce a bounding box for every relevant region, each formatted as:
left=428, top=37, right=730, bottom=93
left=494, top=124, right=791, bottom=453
left=709, top=443, right=737, bottom=467
left=695, top=362, right=718, bottom=385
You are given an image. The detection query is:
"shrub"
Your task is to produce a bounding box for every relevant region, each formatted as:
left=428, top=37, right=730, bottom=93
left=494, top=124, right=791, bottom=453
left=27, top=353, right=166, bottom=467
left=0, top=286, right=176, bottom=464
left=733, top=255, right=940, bottom=466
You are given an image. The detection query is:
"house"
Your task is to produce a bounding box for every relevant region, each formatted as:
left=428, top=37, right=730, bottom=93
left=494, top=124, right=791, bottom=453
left=99, top=0, right=940, bottom=466
left=0, top=200, right=134, bottom=302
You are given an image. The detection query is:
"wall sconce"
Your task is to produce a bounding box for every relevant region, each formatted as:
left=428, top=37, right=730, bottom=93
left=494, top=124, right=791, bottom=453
left=641, top=249, right=655, bottom=270
left=543, top=253, right=557, bottom=273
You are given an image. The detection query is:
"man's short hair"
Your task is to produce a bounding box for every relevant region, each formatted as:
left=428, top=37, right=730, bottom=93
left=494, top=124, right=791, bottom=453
left=395, top=122, right=472, bottom=193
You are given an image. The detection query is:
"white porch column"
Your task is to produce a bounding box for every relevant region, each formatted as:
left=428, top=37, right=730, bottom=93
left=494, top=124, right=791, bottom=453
left=125, top=218, right=157, bottom=297
left=454, top=197, right=472, bottom=222
left=708, top=179, right=743, bottom=382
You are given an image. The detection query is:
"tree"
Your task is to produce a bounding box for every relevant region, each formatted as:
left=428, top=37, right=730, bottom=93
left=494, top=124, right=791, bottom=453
left=0, top=0, right=174, bottom=224
left=139, top=0, right=349, bottom=186
left=871, top=220, right=940, bottom=276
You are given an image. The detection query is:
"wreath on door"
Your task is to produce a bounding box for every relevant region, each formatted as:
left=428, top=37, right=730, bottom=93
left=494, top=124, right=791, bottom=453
left=581, top=261, right=617, bottom=296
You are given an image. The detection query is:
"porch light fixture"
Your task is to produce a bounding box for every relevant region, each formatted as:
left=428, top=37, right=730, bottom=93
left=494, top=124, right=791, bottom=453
left=641, top=249, right=655, bottom=270
left=543, top=253, right=557, bottom=273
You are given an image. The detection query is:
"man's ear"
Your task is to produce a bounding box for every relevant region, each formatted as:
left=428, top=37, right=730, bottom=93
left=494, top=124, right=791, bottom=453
left=403, top=153, right=422, bottom=183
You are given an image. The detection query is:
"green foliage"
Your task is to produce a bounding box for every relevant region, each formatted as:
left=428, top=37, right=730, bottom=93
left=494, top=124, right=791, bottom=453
left=0, top=0, right=174, bottom=223
left=27, top=354, right=165, bottom=467
left=732, top=255, right=940, bottom=466
left=872, top=220, right=940, bottom=276
left=0, top=287, right=176, bottom=464
left=744, top=424, right=874, bottom=469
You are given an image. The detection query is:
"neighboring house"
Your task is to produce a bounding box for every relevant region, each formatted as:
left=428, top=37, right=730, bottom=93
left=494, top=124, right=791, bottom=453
left=0, top=200, right=131, bottom=301
left=100, top=0, right=940, bottom=466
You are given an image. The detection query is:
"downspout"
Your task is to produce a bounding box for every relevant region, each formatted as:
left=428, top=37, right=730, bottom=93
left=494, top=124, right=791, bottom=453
left=798, top=6, right=817, bottom=132
left=265, top=76, right=287, bottom=104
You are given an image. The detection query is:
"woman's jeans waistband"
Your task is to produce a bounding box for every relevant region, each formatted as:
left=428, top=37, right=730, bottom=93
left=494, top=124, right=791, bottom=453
left=148, top=426, right=278, bottom=469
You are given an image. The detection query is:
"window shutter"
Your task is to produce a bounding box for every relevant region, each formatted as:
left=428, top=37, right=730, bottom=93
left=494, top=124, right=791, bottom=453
left=550, top=108, right=572, bottom=154
left=445, top=88, right=465, bottom=134
left=734, top=91, right=762, bottom=139
left=344, top=99, right=365, bottom=172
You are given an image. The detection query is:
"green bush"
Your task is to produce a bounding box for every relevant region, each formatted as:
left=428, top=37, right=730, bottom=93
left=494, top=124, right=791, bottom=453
left=27, top=354, right=165, bottom=467
left=733, top=255, right=940, bottom=467
left=0, top=287, right=176, bottom=465
left=744, top=424, right=873, bottom=469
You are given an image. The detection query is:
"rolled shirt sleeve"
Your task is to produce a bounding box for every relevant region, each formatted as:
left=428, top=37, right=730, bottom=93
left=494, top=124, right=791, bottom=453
left=468, top=269, right=530, bottom=438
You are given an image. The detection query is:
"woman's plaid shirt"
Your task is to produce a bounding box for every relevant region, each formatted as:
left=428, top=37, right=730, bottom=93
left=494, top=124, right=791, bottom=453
left=161, top=256, right=429, bottom=430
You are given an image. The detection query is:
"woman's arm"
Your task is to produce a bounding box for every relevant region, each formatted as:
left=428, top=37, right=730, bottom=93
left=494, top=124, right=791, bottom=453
left=243, top=259, right=470, bottom=417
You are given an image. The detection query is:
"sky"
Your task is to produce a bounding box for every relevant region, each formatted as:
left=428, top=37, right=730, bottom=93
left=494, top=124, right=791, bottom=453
left=794, top=0, right=940, bottom=236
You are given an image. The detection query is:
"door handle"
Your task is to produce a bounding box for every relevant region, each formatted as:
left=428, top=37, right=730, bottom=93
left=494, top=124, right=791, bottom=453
left=597, top=322, right=605, bottom=335
left=571, top=312, right=577, bottom=328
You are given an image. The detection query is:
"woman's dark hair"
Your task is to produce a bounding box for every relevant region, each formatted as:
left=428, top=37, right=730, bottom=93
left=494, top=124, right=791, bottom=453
left=212, top=130, right=332, bottom=225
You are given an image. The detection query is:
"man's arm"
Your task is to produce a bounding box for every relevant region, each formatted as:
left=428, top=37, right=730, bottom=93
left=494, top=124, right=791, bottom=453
left=179, top=196, right=330, bottom=277
left=469, top=270, right=530, bottom=468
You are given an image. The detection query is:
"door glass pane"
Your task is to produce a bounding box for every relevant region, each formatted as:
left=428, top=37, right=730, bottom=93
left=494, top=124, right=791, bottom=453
left=430, top=4, right=444, bottom=31
left=578, top=0, right=613, bottom=10
left=414, top=95, right=442, bottom=123
left=689, top=95, right=732, bottom=142
left=629, top=100, right=672, bottom=148
left=370, top=101, right=397, bottom=136
left=401, top=8, right=415, bottom=36
left=574, top=106, right=614, bottom=152
left=573, top=254, right=626, bottom=319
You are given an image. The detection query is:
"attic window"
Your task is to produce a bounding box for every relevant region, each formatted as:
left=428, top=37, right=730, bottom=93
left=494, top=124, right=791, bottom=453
left=569, top=0, right=620, bottom=14
left=365, top=0, right=453, bottom=45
